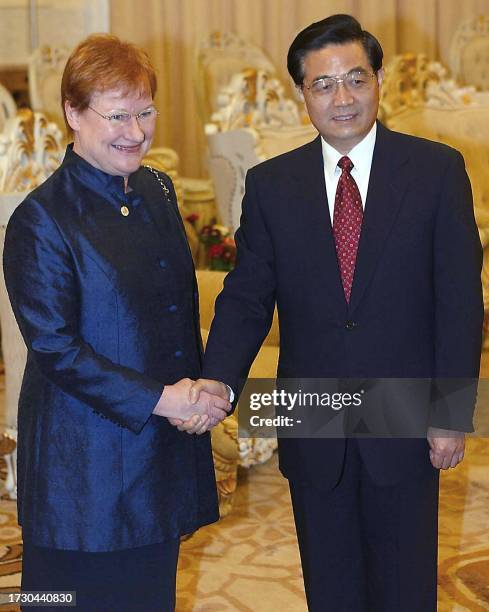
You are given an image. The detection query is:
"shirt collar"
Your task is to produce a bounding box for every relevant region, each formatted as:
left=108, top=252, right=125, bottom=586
left=321, top=122, right=377, bottom=179
left=61, top=143, right=143, bottom=207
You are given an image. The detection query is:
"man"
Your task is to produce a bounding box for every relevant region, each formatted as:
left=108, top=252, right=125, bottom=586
left=190, top=14, right=483, bottom=611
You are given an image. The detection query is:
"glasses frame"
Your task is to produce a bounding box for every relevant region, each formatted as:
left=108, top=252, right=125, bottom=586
left=87, top=105, right=160, bottom=125
left=303, top=69, right=377, bottom=97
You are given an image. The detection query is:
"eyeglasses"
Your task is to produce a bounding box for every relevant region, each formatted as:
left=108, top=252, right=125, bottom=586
left=88, top=106, right=159, bottom=125
left=303, top=69, right=376, bottom=97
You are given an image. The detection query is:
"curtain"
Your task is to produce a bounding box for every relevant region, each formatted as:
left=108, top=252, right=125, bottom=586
left=111, top=0, right=489, bottom=177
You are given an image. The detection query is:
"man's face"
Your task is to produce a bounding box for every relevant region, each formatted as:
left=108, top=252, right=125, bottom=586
left=301, top=41, right=383, bottom=154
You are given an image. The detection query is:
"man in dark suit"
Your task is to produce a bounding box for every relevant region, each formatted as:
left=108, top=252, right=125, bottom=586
left=190, top=14, right=483, bottom=611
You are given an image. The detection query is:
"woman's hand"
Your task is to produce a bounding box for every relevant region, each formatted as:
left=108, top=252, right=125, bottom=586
left=168, top=413, right=211, bottom=435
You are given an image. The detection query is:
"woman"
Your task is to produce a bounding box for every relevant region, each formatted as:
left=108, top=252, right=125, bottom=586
left=3, top=34, right=230, bottom=611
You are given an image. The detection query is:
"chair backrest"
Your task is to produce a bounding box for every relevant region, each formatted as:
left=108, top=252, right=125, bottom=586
left=0, top=83, right=16, bottom=134
left=207, top=122, right=317, bottom=232
left=195, top=31, right=276, bottom=124
left=449, top=15, right=489, bottom=90
left=379, top=52, right=483, bottom=123
left=28, top=44, right=70, bottom=128
left=0, top=108, right=64, bottom=193
left=195, top=268, right=279, bottom=347
left=207, top=68, right=301, bottom=132
left=205, top=63, right=316, bottom=231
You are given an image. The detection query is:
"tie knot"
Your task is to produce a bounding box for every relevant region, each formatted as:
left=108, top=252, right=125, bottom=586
left=338, top=156, right=354, bottom=173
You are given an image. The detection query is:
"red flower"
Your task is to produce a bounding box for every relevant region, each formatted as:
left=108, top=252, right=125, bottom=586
left=186, top=213, right=199, bottom=224
left=209, top=244, right=225, bottom=258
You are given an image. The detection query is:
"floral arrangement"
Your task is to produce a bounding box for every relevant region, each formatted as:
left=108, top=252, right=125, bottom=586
left=186, top=215, right=236, bottom=271
left=200, top=224, right=236, bottom=271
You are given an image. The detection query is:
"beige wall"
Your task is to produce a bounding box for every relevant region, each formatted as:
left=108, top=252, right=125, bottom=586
left=111, top=0, right=489, bottom=177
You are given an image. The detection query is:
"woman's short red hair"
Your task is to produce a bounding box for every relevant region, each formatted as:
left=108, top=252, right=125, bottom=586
left=61, top=34, right=157, bottom=132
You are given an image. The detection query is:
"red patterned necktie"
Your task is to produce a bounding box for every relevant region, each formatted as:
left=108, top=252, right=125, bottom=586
left=332, top=156, right=363, bottom=302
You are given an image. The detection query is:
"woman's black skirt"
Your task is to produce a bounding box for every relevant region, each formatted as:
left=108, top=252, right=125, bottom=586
left=21, top=538, right=180, bottom=611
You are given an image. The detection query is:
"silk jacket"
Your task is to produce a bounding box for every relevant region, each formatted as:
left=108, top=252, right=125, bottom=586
left=3, top=146, right=219, bottom=551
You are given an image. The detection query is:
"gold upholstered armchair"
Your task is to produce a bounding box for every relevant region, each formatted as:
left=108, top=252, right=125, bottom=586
left=194, top=31, right=276, bottom=126
left=449, top=15, right=489, bottom=91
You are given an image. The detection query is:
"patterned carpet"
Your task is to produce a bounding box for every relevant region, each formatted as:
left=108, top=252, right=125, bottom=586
left=0, top=441, right=488, bottom=611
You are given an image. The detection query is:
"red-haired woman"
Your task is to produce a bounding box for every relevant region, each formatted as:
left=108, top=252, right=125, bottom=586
left=4, top=34, right=230, bottom=611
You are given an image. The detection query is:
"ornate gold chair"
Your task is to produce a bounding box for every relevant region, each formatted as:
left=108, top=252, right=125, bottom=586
left=208, top=68, right=302, bottom=132
left=205, top=67, right=316, bottom=230
left=449, top=15, right=489, bottom=91
left=0, top=108, right=64, bottom=192
left=187, top=32, right=273, bottom=236
left=195, top=33, right=315, bottom=231
left=195, top=31, right=276, bottom=126
left=379, top=52, right=482, bottom=122
left=0, top=109, right=64, bottom=498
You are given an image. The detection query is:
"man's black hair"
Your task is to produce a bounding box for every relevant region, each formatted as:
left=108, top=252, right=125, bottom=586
left=287, top=14, right=383, bottom=86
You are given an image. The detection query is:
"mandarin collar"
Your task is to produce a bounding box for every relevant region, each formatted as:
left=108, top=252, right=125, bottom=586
left=61, top=144, right=143, bottom=207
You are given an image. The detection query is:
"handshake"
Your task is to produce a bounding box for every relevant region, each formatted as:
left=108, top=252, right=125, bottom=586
left=153, top=378, right=232, bottom=435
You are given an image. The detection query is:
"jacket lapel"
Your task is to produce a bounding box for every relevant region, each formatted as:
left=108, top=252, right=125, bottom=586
left=291, top=136, right=348, bottom=318
left=348, top=123, right=411, bottom=314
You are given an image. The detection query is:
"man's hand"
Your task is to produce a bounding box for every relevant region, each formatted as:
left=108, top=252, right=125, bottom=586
left=153, top=378, right=231, bottom=428
left=189, top=378, right=231, bottom=404
left=427, top=427, right=465, bottom=469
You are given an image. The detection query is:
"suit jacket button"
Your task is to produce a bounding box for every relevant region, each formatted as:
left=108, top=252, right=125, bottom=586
left=174, top=350, right=183, bottom=358
left=120, top=205, right=130, bottom=216
left=168, top=304, right=178, bottom=313
left=346, top=320, right=357, bottom=330
left=159, top=259, right=168, bottom=268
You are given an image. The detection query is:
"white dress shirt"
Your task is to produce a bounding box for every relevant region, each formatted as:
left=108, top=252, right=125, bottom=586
left=321, top=122, right=377, bottom=223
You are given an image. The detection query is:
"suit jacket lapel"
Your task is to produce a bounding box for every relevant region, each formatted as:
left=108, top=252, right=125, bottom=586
left=291, top=136, right=348, bottom=318
left=348, top=123, right=410, bottom=314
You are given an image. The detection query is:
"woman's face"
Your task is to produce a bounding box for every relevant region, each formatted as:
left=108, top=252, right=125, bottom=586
left=65, top=88, right=156, bottom=181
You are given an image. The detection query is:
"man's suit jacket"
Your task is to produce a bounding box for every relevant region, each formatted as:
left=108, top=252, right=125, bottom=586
left=203, top=122, right=483, bottom=489
left=3, top=146, right=219, bottom=551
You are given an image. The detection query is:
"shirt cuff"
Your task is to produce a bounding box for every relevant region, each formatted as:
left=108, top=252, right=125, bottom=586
left=226, top=384, right=235, bottom=403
